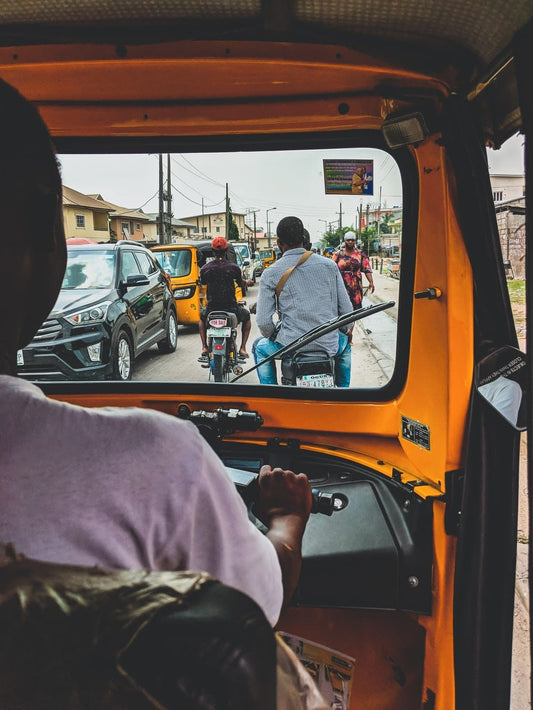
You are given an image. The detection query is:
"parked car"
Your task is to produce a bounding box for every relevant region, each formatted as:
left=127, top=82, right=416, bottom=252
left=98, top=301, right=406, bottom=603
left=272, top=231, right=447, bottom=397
left=17, top=241, right=178, bottom=381
left=231, top=242, right=262, bottom=280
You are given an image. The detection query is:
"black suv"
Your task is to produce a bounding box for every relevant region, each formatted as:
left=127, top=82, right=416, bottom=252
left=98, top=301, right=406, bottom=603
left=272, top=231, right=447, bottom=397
left=17, top=241, right=178, bottom=381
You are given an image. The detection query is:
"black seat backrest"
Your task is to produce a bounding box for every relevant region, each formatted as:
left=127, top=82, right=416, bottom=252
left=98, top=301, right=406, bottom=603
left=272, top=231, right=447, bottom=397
left=122, top=580, right=276, bottom=710
left=0, top=548, right=276, bottom=710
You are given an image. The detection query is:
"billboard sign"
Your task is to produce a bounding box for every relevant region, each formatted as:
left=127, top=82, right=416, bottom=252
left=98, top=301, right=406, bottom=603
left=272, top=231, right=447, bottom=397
left=323, top=159, right=374, bottom=195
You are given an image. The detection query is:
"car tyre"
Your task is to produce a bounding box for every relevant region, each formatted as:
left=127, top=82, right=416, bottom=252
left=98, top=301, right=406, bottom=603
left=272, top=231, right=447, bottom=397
left=157, top=308, right=178, bottom=353
left=111, top=329, right=133, bottom=381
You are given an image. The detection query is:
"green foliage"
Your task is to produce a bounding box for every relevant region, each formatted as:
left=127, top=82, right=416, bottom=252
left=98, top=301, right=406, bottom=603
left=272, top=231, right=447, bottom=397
left=507, top=279, right=525, bottom=304
left=228, top=218, right=239, bottom=241
left=322, top=225, right=358, bottom=248
left=379, top=212, right=394, bottom=234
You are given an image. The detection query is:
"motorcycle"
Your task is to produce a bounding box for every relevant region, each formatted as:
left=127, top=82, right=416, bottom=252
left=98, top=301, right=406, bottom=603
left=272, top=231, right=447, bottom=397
left=206, top=310, right=243, bottom=382
left=232, top=301, right=395, bottom=387
left=280, top=351, right=336, bottom=387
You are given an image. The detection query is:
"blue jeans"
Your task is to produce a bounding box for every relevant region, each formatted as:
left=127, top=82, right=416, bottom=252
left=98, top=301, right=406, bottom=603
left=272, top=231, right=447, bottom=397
left=252, top=332, right=351, bottom=387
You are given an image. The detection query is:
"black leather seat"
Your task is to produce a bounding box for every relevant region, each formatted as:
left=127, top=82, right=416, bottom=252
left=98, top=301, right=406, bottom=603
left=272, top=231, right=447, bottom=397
left=0, top=547, right=276, bottom=709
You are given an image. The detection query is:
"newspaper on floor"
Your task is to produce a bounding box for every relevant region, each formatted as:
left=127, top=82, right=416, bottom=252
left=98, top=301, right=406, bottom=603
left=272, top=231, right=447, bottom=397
left=279, top=632, right=355, bottom=710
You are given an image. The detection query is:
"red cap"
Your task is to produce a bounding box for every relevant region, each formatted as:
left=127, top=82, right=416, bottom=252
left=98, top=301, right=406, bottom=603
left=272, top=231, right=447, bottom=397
left=211, top=236, right=228, bottom=251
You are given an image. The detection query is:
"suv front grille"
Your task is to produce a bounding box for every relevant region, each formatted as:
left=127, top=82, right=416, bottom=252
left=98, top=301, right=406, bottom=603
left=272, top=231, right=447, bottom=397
left=33, top=318, right=62, bottom=342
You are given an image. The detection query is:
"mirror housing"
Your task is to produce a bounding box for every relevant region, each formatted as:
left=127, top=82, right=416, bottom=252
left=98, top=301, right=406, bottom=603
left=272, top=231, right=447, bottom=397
left=475, top=345, right=527, bottom=431
left=125, top=274, right=150, bottom=288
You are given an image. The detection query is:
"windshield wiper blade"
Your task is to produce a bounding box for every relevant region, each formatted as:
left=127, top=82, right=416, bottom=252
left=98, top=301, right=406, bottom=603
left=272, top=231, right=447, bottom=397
left=231, top=300, right=395, bottom=383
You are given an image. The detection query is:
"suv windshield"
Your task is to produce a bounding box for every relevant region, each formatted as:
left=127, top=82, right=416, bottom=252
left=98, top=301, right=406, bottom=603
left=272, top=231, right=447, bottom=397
left=62, top=251, right=116, bottom=289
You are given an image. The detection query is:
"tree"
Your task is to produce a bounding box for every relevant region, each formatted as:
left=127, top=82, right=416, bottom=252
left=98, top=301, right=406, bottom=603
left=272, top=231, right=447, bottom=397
left=321, top=225, right=357, bottom=249
left=228, top=216, right=239, bottom=241
left=226, top=200, right=240, bottom=242
left=361, top=224, right=378, bottom=255
left=380, top=212, right=394, bottom=234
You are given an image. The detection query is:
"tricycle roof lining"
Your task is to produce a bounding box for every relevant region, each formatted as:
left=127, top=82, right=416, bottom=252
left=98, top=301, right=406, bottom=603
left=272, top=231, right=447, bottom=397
left=0, top=1, right=530, bottom=147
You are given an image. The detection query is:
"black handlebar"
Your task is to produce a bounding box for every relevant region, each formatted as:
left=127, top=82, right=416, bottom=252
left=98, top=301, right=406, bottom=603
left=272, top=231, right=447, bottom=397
left=226, top=466, right=346, bottom=517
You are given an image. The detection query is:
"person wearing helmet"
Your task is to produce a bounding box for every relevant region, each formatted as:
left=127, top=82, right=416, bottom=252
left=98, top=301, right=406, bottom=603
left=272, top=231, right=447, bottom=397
left=197, top=236, right=251, bottom=363
left=332, top=231, right=375, bottom=315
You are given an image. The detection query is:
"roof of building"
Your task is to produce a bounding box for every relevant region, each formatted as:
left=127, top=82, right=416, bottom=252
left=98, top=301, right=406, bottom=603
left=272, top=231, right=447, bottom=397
left=62, top=186, right=111, bottom=212
left=494, top=196, right=526, bottom=214
left=180, top=211, right=246, bottom=221
left=88, top=195, right=150, bottom=222
left=143, top=213, right=194, bottom=228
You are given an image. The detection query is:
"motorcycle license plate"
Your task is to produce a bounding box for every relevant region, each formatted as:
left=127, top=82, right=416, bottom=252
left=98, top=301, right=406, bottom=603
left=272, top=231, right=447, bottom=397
left=296, top=373, right=335, bottom=388
left=207, top=327, right=231, bottom=338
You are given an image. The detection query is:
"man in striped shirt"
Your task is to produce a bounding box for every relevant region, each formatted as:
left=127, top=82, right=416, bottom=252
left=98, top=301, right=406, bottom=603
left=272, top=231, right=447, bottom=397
left=254, top=216, right=353, bottom=386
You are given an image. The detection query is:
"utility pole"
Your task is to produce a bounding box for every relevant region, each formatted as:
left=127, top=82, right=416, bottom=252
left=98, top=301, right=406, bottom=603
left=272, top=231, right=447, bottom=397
left=166, top=153, right=172, bottom=244
left=377, top=186, right=382, bottom=252
left=365, top=202, right=370, bottom=254
left=246, top=209, right=260, bottom=252
left=266, top=207, right=276, bottom=247
left=225, top=183, right=230, bottom=241
left=337, top=202, right=343, bottom=231
left=158, top=154, right=164, bottom=244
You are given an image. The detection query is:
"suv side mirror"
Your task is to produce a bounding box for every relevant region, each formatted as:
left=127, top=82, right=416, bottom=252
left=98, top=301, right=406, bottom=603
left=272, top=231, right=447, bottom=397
left=124, top=274, right=150, bottom=288
left=243, top=259, right=250, bottom=266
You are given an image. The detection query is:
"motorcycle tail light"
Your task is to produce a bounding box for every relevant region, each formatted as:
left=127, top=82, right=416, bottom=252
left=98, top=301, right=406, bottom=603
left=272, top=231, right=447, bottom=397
left=214, top=344, right=224, bottom=350
left=209, top=318, right=227, bottom=327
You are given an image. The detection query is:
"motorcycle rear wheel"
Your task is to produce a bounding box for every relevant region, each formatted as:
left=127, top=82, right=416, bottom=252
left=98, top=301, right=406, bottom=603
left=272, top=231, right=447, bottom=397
left=212, top=352, right=226, bottom=382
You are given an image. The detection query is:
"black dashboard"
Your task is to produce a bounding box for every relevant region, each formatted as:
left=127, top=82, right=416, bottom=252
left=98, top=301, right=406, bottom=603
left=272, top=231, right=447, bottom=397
left=219, top=438, right=433, bottom=615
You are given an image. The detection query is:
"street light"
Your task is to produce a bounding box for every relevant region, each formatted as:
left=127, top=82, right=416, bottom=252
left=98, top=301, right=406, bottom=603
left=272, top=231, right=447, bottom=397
left=266, top=207, right=277, bottom=248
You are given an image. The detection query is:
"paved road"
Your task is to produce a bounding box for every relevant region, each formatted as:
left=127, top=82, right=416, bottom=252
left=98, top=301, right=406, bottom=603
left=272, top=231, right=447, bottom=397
left=132, top=281, right=267, bottom=385
left=133, top=278, right=399, bottom=387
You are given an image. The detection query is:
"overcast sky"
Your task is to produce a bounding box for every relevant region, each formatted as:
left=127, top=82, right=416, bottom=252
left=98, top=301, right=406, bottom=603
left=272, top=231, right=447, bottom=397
left=58, top=133, right=524, bottom=243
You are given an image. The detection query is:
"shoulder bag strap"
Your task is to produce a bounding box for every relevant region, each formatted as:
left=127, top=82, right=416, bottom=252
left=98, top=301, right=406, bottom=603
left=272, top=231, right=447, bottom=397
left=274, top=250, right=313, bottom=298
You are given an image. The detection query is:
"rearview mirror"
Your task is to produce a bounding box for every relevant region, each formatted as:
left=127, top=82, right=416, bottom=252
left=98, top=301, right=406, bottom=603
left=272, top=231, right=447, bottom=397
left=475, top=345, right=527, bottom=431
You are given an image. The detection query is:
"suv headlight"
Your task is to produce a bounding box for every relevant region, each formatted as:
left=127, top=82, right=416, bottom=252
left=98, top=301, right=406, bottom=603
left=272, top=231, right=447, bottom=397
left=64, top=301, right=112, bottom=325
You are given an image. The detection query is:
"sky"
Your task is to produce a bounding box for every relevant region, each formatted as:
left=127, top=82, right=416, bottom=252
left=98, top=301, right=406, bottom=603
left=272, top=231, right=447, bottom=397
left=58, top=133, right=524, bottom=243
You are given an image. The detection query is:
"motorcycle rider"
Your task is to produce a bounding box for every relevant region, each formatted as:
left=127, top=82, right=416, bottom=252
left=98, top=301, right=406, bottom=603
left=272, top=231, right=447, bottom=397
left=198, top=236, right=252, bottom=364
left=253, top=216, right=353, bottom=386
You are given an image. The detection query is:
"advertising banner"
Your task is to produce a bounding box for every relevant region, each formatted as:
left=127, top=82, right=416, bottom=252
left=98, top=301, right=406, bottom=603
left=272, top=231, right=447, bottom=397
left=323, top=159, right=374, bottom=195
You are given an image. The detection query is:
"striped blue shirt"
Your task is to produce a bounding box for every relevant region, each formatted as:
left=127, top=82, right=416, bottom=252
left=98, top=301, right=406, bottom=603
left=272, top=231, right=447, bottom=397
left=256, top=248, right=352, bottom=355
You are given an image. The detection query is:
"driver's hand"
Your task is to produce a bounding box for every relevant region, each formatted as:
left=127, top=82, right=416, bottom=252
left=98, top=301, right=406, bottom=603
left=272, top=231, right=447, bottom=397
left=257, top=465, right=312, bottom=525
